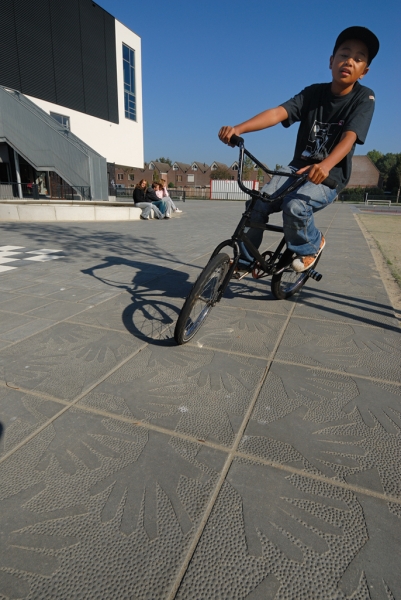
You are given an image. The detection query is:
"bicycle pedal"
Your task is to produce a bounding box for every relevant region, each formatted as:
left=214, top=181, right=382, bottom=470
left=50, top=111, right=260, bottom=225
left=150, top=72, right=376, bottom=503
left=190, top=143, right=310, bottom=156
left=309, top=269, right=322, bottom=281
left=232, top=270, right=250, bottom=280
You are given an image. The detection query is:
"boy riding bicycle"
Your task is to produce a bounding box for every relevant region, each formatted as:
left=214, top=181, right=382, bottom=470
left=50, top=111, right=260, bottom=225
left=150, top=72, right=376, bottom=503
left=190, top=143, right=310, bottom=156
left=219, top=26, right=379, bottom=273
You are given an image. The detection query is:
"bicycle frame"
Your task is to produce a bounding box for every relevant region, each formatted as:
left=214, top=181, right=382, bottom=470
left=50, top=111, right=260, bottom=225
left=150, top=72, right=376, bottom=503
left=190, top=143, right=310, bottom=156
left=209, top=136, right=309, bottom=302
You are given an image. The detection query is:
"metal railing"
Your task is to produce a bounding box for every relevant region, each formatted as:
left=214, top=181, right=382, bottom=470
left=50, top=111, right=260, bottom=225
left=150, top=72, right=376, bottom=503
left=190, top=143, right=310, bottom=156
left=0, top=181, right=91, bottom=201
left=0, top=182, right=40, bottom=199
left=110, top=187, right=135, bottom=199
left=53, top=185, right=91, bottom=200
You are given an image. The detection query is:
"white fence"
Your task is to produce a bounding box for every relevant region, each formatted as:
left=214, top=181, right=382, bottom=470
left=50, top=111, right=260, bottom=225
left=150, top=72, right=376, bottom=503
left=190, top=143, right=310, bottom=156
left=210, top=180, right=259, bottom=200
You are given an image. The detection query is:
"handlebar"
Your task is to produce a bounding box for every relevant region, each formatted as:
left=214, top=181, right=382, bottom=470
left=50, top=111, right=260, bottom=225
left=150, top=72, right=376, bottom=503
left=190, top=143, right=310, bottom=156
left=228, top=134, right=337, bottom=190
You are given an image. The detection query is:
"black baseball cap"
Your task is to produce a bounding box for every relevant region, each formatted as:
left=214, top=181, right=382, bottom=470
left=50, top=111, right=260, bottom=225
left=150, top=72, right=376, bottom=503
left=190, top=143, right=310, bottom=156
left=333, top=26, right=379, bottom=64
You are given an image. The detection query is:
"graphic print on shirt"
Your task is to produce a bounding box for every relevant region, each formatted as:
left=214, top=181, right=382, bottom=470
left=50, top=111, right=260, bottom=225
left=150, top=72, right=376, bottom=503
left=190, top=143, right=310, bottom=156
left=301, top=120, right=344, bottom=161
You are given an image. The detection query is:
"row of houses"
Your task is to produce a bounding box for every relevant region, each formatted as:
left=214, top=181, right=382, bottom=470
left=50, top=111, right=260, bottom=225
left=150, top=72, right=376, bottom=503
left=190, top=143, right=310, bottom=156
left=110, top=155, right=381, bottom=191
left=109, top=160, right=249, bottom=191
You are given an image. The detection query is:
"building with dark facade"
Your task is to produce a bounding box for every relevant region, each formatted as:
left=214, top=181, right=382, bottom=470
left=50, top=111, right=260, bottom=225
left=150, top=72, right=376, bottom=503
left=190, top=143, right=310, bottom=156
left=0, top=0, right=143, bottom=199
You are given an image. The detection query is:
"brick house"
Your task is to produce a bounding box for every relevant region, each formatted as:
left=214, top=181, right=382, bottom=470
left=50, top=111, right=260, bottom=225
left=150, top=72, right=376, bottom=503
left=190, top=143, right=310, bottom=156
left=110, top=155, right=378, bottom=193
left=171, top=162, right=191, bottom=187
left=111, top=161, right=171, bottom=190
left=346, top=155, right=380, bottom=188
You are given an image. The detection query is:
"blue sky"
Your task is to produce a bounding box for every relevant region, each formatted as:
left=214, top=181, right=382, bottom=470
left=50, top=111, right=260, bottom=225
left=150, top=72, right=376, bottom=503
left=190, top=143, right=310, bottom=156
left=99, top=0, right=400, bottom=168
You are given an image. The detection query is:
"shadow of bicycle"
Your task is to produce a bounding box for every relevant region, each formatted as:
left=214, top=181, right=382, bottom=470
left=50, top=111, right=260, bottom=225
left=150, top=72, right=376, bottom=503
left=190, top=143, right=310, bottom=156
left=81, top=256, right=199, bottom=346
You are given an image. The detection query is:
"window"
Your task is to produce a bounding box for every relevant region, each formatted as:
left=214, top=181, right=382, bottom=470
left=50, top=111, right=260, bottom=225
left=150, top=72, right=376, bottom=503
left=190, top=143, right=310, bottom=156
left=192, top=164, right=198, bottom=171
left=231, top=164, right=238, bottom=171
left=123, top=44, right=136, bottom=121
left=177, top=175, right=182, bottom=182
left=173, top=164, right=178, bottom=170
left=187, top=174, right=194, bottom=183
left=128, top=174, right=134, bottom=181
left=117, top=173, right=124, bottom=180
left=50, top=112, right=70, bottom=130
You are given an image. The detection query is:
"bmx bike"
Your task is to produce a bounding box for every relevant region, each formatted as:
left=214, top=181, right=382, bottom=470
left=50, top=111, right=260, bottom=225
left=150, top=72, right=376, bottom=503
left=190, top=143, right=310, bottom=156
left=174, top=134, right=336, bottom=345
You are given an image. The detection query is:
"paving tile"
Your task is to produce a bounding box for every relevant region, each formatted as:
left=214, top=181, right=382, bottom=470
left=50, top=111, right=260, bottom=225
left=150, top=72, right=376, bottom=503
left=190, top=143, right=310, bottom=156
left=0, top=276, right=38, bottom=292
left=27, top=300, right=90, bottom=321
left=0, top=408, right=225, bottom=599
left=241, top=362, right=401, bottom=508
left=177, top=458, right=401, bottom=598
left=0, top=387, right=63, bottom=458
left=69, top=291, right=182, bottom=342
left=78, top=345, right=267, bottom=447
left=187, top=306, right=287, bottom=358
left=46, top=287, right=105, bottom=302
left=218, top=276, right=297, bottom=315
left=275, top=317, right=401, bottom=381
left=0, top=318, right=54, bottom=343
left=16, top=282, right=73, bottom=297
left=0, top=291, right=17, bottom=303
left=78, top=289, right=124, bottom=305
left=0, top=295, right=56, bottom=314
left=0, top=311, right=35, bottom=335
left=293, top=286, right=399, bottom=329
left=0, top=323, right=140, bottom=401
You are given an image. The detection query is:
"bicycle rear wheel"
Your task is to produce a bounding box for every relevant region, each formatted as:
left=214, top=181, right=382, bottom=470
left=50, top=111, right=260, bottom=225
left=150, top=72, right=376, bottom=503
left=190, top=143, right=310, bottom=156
left=271, top=250, right=320, bottom=300
left=174, top=253, right=230, bottom=344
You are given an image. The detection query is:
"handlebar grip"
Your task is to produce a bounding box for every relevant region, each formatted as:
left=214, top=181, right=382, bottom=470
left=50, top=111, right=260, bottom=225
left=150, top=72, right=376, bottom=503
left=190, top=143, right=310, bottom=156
left=322, top=176, right=337, bottom=190
left=229, top=134, right=244, bottom=147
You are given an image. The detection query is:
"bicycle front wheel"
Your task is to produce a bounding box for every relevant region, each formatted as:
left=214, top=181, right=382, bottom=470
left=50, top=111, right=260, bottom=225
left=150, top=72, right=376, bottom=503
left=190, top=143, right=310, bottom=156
left=271, top=250, right=320, bottom=300
left=174, top=253, right=230, bottom=344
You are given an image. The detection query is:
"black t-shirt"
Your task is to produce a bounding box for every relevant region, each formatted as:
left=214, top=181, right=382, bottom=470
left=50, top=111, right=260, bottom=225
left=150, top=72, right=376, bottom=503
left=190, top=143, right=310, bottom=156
left=280, top=81, right=375, bottom=191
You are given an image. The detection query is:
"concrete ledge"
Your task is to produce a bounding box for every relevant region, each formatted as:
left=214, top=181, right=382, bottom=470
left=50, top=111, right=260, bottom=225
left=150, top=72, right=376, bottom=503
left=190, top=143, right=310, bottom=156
left=0, top=200, right=145, bottom=222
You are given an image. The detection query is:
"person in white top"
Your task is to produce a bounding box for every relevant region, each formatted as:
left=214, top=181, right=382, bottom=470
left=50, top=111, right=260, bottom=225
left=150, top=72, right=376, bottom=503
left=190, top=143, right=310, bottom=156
left=159, top=179, right=182, bottom=213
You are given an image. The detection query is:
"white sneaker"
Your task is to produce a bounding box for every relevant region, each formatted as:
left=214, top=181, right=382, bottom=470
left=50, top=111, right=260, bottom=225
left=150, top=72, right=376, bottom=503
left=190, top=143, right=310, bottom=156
left=174, top=208, right=182, bottom=213
left=292, top=235, right=325, bottom=273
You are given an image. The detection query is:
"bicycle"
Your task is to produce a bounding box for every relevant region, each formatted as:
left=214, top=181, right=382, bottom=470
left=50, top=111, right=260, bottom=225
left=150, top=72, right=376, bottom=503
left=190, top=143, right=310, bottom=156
left=174, top=134, right=336, bottom=345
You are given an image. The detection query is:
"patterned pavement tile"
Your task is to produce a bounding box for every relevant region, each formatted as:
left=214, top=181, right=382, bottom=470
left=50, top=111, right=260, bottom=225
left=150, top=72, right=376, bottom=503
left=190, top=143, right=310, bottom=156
left=0, top=409, right=225, bottom=600
left=275, top=317, right=401, bottom=382
left=78, top=345, right=267, bottom=447
left=241, top=362, right=401, bottom=514
left=0, top=323, right=140, bottom=401
left=0, top=387, right=63, bottom=458
left=0, top=295, right=57, bottom=314
left=187, top=306, right=287, bottom=358
left=177, top=458, right=401, bottom=599
left=293, top=287, right=399, bottom=329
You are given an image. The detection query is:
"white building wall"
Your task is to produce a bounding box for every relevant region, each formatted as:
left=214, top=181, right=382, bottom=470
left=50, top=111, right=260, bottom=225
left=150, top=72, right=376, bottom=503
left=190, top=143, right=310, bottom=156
left=25, top=20, right=143, bottom=168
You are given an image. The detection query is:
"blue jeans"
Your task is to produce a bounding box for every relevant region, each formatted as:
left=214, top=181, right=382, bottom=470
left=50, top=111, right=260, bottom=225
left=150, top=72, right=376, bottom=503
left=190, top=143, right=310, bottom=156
left=243, top=166, right=337, bottom=258
left=151, top=200, right=167, bottom=216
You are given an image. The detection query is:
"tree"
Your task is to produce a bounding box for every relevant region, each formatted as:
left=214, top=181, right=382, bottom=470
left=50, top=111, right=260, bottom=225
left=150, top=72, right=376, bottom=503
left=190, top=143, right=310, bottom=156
left=367, top=149, right=383, bottom=164
left=367, top=151, right=401, bottom=192
left=242, top=156, right=255, bottom=180
left=155, top=157, right=172, bottom=166
left=210, top=167, right=232, bottom=180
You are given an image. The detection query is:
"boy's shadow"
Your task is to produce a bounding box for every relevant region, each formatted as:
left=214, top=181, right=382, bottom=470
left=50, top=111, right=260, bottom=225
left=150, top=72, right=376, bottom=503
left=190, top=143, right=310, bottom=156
left=82, top=256, right=196, bottom=345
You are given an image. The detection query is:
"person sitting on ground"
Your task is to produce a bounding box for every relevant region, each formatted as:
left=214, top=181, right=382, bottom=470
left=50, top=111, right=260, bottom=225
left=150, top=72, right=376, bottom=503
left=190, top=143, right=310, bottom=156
left=154, top=183, right=178, bottom=218
left=146, top=182, right=168, bottom=217
left=219, top=26, right=379, bottom=273
left=159, top=179, right=182, bottom=213
left=133, top=179, right=164, bottom=220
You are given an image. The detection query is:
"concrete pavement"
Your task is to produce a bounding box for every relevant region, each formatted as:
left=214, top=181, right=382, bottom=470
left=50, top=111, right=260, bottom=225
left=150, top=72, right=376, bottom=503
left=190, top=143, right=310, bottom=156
left=0, top=201, right=400, bottom=599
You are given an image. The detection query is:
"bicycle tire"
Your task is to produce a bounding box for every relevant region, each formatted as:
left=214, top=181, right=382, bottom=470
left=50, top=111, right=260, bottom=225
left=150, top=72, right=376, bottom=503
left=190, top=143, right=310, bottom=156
left=271, top=250, right=320, bottom=300
left=174, top=253, right=230, bottom=344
